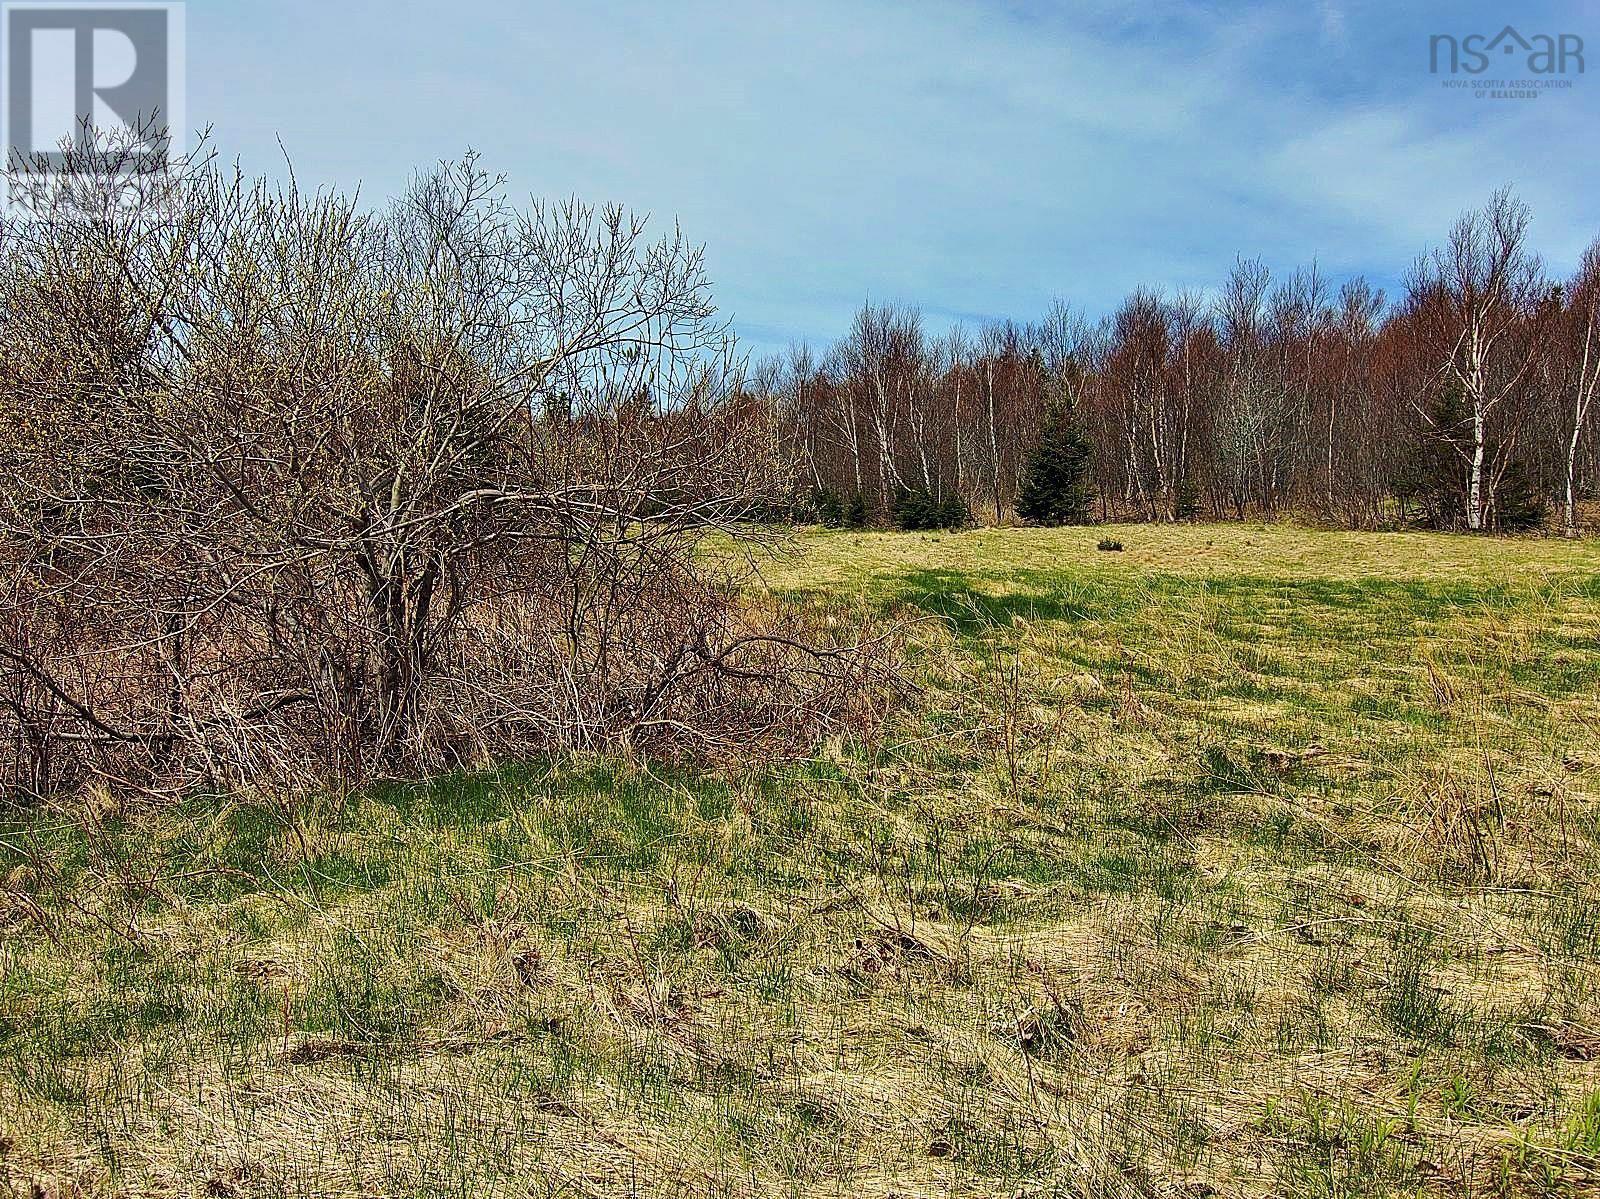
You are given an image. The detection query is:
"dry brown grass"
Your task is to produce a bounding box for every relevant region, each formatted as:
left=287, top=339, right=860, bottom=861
left=4, top=523, right=1600, bottom=1197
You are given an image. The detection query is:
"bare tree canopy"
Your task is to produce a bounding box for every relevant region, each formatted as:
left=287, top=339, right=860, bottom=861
left=760, top=190, right=1596, bottom=537
left=0, top=135, right=893, bottom=805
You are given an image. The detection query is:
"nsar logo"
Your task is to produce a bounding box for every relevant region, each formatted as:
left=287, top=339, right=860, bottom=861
left=1430, top=25, right=1584, bottom=75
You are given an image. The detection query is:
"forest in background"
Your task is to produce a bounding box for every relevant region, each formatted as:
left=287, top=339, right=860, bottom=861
left=752, top=189, right=1600, bottom=534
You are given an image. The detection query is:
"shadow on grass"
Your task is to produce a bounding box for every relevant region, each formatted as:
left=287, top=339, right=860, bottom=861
left=371, top=760, right=740, bottom=870
left=891, top=569, right=1120, bottom=633
left=889, top=570, right=1445, bottom=637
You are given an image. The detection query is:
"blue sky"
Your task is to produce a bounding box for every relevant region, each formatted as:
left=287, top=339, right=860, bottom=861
left=189, top=0, right=1599, bottom=358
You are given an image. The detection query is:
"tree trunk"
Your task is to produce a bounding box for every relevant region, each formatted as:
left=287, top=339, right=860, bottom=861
left=1467, top=406, right=1486, bottom=532
left=1567, top=427, right=1581, bottom=536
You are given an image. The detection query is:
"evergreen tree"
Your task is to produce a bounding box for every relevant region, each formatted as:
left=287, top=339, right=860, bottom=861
left=1494, top=460, right=1546, bottom=532
left=936, top=493, right=971, bottom=530
left=812, top=486, right=844, bottom=528
left=844, top=492, right=869, bottom=529
left=1015, top=404, right=1093, bottom=526
left=892, top=486, right=969, bottom=531
left=1173, top=473, right=1200, bottom=521
left=892, top=487, right=933, bottom=530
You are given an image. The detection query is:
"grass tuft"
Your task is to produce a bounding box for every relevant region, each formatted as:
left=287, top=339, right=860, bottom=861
left=5, top=522, right=1600, bottom=1197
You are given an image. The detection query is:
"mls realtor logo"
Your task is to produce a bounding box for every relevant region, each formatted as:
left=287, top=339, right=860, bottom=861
left=2, top=1, right=184, bottom=175
left=1430, top=25, right=1584, bottom=99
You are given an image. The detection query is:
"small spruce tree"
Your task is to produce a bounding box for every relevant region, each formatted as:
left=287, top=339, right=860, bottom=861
left=813, top=487, right=844, bottom=528
left=1173, top=473, right=1200, bottom=521
left=892, top=486, right=932, bottom=531
left=1494, top=460, right=1546, bottom=533
left=844, top=492, right=869, bottom=529
left=936, top=492, right=971, bottom=530
left=1015, top=404, right=1093, bottom=526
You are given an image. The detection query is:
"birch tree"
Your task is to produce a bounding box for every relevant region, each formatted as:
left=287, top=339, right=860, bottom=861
left=1560, top=240, right=1600, bottom=535
left=1408, top=189, right=1547, bottom=531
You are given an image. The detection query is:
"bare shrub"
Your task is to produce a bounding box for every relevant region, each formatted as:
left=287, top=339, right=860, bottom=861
left=0, top=133, right=893, bottom=803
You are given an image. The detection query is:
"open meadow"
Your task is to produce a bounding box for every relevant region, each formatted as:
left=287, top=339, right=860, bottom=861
left=4, top=523, right=1600, bottom=1198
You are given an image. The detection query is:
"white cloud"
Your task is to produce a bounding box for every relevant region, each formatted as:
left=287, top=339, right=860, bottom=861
left=189, top=0, right=1600, bottom=356
left=1269, top=99, right=1598, bottom=274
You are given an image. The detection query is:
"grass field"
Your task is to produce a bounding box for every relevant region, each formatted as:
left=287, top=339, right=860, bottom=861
left=4, top=523, right=1600, bottom=1198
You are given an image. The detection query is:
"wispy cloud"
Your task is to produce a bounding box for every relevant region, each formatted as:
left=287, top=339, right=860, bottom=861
left=189, top=0, right=1600, bottom=357
left=1318, top=1, right=1349, bottom=48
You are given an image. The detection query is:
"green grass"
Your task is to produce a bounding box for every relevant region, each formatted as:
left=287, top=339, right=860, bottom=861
left=4, top=522, right=1600, bottom=1197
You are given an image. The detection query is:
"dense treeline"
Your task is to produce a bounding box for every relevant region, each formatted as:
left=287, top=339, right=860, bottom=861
left=754, top=189, right=1600, bottom=534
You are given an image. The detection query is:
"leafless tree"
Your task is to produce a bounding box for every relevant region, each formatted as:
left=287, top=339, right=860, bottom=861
left=745, top=188, right=1585, bottom=536
left=1407, top=188, right=1549, bottom=531
left=1559, top=240, right=1600, bottom=535
left=0, top=134, right=892, bottom=804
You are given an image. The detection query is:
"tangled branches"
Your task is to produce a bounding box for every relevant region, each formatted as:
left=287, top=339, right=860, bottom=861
left=0, top=136, right=895, bottom=804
